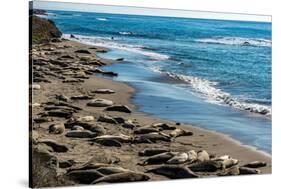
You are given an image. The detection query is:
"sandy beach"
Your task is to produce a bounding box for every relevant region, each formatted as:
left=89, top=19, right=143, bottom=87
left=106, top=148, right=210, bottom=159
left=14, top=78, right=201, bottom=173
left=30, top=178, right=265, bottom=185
left=30, top=38, right=271, bottom=187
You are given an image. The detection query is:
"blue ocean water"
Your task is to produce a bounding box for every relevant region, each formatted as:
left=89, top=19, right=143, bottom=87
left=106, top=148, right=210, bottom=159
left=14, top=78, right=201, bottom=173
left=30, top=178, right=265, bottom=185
left=42, top=10, right=272, bottom=153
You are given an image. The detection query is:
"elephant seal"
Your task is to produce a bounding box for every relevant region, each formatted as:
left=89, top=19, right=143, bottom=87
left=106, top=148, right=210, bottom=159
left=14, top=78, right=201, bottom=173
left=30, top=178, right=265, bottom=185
left=92, top=172, right=150, bottom=184
left=133, top=133, right=171, bottom=143
left=96, top=166, right=132, bottom=175
left=169, top=128, right=193, bottom=138
left=66, top=170, right=103, bottom=184
left=38, top=139, right=68, bottom=152
left=197, top=150, right=210, bottom=162
left=189, top=160, right=222, bottom=172
left=217, top=166, right=240, bottom=176
left=95, top=138, right=122, bottom=147
left=93, top=134, right=132, bottom=143
left=134, top=127, right=160, bottom=134
left=146, top=165, right=199, bottom=179
left=187, top=150, right=197, bottom=163
left=220, top=158, right=239, bottom=169
left=152, top=123, right=176, bottom=130
left=71, top=125, right=84, bottom=131
left=239, top=167, right=261, bottom=175
left=243, top=161, right=266, bottom=168
left=167, top=152, right=188, bottom=164
left=77, top=116, right=95, bottom=122
left=48, top=123, right=65, bottom=134
left=97, top=115, right=118, bottom=124
left=139, top=148, right=170, bottom=156
left=65, top=130, right=97, bottom=138
left=141, top=152, right=177, bottom=165
left=105, top=105, right=132, bottom=113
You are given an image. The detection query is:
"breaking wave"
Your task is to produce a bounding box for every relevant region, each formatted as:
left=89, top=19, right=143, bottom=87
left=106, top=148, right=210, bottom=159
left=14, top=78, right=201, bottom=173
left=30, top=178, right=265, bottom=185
left=96, top=18, right=108, bottom=21
left=119, top=31, right=134, bottom=36
left=63, top=34, right=169, bottom=61
left=151, top=67, right=271, bottom=116
left=196, top=37, right=271, bottom=47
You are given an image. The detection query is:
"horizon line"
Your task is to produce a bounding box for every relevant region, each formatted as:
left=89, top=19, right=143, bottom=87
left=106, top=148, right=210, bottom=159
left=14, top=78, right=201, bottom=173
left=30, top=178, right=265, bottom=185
left=33, top=0, right=272, bottom=23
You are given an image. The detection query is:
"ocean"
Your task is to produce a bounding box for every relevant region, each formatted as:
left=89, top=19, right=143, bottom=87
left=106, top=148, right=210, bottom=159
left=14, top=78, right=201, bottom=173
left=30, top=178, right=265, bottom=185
left=42, top=10, right=272, bottom=154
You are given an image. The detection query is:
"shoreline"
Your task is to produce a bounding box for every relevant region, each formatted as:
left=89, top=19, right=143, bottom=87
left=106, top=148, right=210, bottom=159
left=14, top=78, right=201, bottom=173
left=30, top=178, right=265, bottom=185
left=31, top=38, right=271, bottom=187
left=87, top=75, right=272, bottom=159
left=66, top=38, right=272, bottom=161
left=97, top=71, right=272, bottom=158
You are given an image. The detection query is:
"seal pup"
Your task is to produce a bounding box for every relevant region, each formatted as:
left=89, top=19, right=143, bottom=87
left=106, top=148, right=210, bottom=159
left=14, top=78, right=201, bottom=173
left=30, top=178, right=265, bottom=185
left=146, top=165, right=199, bottom=179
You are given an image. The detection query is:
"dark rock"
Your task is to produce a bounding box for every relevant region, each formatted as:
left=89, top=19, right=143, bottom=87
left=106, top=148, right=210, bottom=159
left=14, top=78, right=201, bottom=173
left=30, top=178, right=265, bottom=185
left=70, top=34, right=76, bottom=39
left=116, top=58, right=124, bottom=61
left=31, top=16, right=62, bottom=44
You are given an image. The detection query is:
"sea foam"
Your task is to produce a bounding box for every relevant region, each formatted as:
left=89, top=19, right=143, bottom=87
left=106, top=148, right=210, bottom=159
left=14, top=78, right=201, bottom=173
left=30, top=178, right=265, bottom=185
left=196, top=37, right=271, bottom=47
left=63, top=34, right=169, bottom=61
left=151, top=67, right=271, bottom=116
